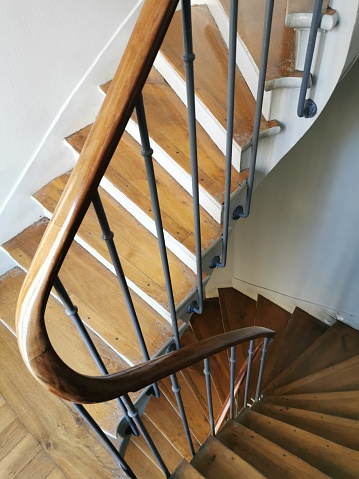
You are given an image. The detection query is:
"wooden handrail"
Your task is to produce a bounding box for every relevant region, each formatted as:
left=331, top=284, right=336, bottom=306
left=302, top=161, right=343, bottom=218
left=18, top=325, right=275, bottom=403
left=16, top=0, right=179, bottom=394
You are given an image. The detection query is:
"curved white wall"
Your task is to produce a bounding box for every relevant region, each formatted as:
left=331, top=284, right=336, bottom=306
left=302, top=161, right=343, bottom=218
left=0, top=0, right=142, bottom=248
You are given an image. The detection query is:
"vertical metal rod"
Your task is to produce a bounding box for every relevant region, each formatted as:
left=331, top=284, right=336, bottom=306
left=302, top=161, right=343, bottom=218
left=53, top=277, right=138, bottom=437
left=170, top=373, right=196, bottom=455
left=203, top=358, right=215, bottom=436
left=297, top=0, right=322, bottom=118
left=255, top=337, right=270, bottom=402
left=135, top=94, right=180, bottom=350
left=229, top=346, right=236, bottom=419
left=243, top=340, right=255, bottom=408
left=73, top=404, right=137, bottom=479
left=121, top=394, right=170, bottom=478
left=237, top=0, right=274, bottom=220
left=92, top=190, right=160, bottom=399
left=210, top=0, right=239, bottom=269
left=181, top=0, right=203, bottom=314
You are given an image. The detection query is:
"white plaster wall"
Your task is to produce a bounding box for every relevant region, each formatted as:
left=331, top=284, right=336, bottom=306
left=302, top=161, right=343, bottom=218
left=231, top=57, right=359, bottom=327
left=0, top=0, right=142, bottom=247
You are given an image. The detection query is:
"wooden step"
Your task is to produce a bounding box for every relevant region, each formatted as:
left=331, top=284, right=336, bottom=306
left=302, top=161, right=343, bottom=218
left=191, top=435, right=266, bottom=479
left=143, top=393, right=200, bottom=461
left=100, top=69, right=248, bottom=209
left=3, top=220, right=172, bottom=366
left=190, top=298, right=232, bottom=402
left=0, top=322, right=120, bottom=479
left=161, top=6, right=279, bottom=152
left=171, top=459, right=205, bottom=478
left=0, top=268, right=139, bottom=438
left=159, top=375, right=210, bottom=445
left=261, top=392, right=359, bottom=420
left=220, top=0, right=298, bottom=84
left=128, top=412, right=182, bottom=474
left=218, top=419, right=329, bottom=479
left=125, top=440, right=163, bottom=479
left=240, top=409, right=359, bottom=478
left=274, top=355, right=359, bottom=396
left=253, top=402, right=359, bottom=451
left=266, top=321, right=359, bottom=391
left=66, top=123, right=222, bottom=257
left=33, top=173, right=199, bottom=312
left=263, top=308, right=328, bottom=389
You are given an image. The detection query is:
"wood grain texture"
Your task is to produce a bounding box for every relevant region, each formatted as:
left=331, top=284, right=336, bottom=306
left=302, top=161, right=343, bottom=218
left=171, top=459, right=205, bottom=478
left=66, top=123, right=222, bottom=255
left=0, top=323, right=122, bottom=479
left=191, top=436, right=266, bottom=479
left=0, top=267, right=135, bottom=438
left=253, top=402, right=359, bottom=451
left=100, top=70, right=248, bottom=205
left=220, top=0, right=298, bottom=82
left=34, top=173, right=199, bottom=310
left=4, top=221, right=172, bottom=366
left=268, top=322, right=359, bottom=391
left=218, top=420, right=329, bottom=479
left=240, top=409, right=359, bottom=478
left=287, top=0, right=329, bottom=15
left=161, top=7, right=279, bottom=149
left=261, top=391, right=359, bottom=420
left=15, top=0, right=180, bottom=413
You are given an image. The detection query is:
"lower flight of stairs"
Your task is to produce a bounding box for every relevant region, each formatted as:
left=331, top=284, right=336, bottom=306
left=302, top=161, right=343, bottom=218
left=2, top=262, right=359, bottom=478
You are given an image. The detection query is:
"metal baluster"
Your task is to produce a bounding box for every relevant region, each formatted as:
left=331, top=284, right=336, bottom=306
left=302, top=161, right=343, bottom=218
left=243, top=340, right=255, bottom=408
left=73, top=404, right=137, bottom=479
left=135, top=94, right=180, bottom=350
left=229, top=346, right=236, bottom=419
left=210, top=0, right=239, bottom=269
left=234, top=0, right=274, bottom=221
left=92, top=190, right=160, bottom=399
left=170, top=373, right=196, bottom=455
left=121, top=394, right=171, bottom=478
left=203, top=358, right=215, bottom=436
left=53, top=277, right=138, bottom=437
left=297, top=0, right=322, bottom=118
left=255, top=337, right=270, bottom=402
left=181, top=0, right=203, bottom=314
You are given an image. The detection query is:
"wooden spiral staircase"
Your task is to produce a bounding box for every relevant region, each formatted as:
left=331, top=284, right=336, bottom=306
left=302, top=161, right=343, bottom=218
left=1, top=0, right=359, bottom=478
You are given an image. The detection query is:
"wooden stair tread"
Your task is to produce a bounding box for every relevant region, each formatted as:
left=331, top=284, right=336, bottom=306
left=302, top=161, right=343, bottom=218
left=268, top=322, right=359, bottom=391
left=161, top=6, right=279, bottom=150
left=171, top=459, right=205, bottom=478
left=218, top=419, right=329, bottom=479
left=125, top=440, right=163, bottom=479
left=129, top=413, right=182, bottom=473
left=220, top=0, right=298, bottom=82
left=191, top=436, right=266, bottom=478
left=144, top=393, right=200, bottom=461
left=66, top=125, right=222, bottom=255
left=34, top=172, right=199, bottom=310
left=274, top=354, right=359, bottom=396
left=253, top=402, right=359, bottom=451
left=262, top=392, right=359, bottom=420
left=159, top=376, right=210, bottom=445
left=0, top=268, right=136, bottom=438
left=263, top=308, right=328, bottom=389
left=0, top=323, right=120, bottom=479
left=3, top=220, right=172, bottom=365
left=240, top=409, right=359, bottom=478
left=101, top=69, right=248, bottom=204
left=287, top=0, right=330, bottom=16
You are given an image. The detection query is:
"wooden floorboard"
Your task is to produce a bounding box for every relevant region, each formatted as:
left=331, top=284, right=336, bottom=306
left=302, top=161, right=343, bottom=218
left=0, top=323, right=124, bottom=478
